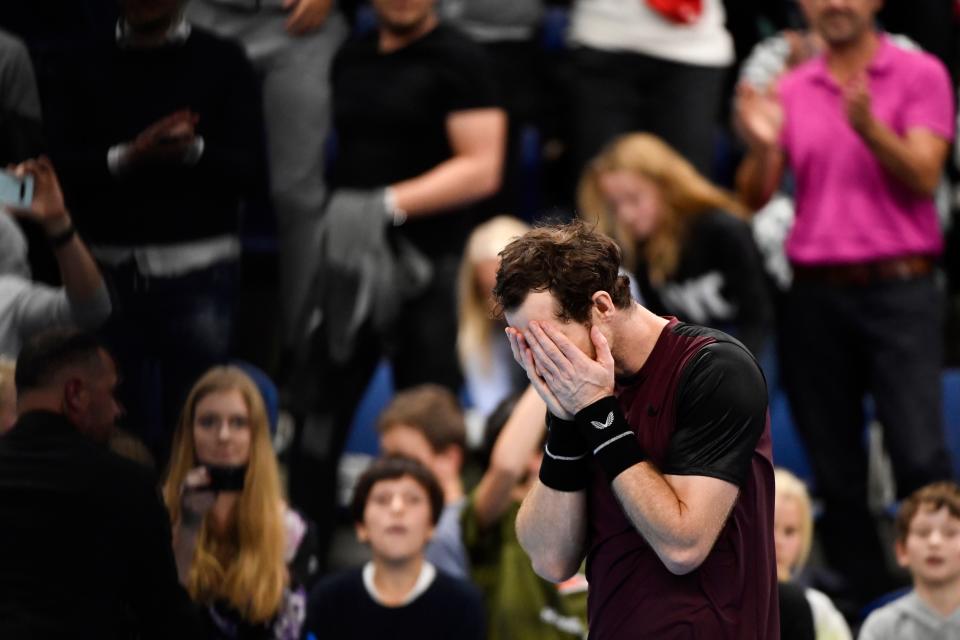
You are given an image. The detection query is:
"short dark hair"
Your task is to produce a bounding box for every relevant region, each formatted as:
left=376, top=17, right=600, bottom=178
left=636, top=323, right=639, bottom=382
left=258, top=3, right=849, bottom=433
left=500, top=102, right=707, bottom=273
left=895, top=481, right=960, bottom=543
left=15, top=329, right=105, bottom=392
left=492, top=220, right=633, bottom=322
left=377, top=384, right=466, bottom=453
left=350, top=456, right=445, bottom=526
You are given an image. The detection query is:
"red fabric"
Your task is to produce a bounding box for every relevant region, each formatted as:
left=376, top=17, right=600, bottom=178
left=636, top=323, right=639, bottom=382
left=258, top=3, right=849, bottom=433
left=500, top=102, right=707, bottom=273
left=645, top=0, right=702, bottom=24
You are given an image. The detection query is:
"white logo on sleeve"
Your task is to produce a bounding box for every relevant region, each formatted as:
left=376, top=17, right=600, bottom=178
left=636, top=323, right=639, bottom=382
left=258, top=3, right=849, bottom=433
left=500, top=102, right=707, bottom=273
left=591, top=412, right=614, bottom=430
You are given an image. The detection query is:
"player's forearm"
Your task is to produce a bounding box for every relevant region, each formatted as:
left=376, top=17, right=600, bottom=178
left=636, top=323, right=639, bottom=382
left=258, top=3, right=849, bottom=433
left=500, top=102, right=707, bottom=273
left=516, top=482, right=587, bottom=582
left=611, top=465, right=714, bottom=575
left=858, top=120, right=941, bottom=197
left=391, top=153, right=501, bottom=218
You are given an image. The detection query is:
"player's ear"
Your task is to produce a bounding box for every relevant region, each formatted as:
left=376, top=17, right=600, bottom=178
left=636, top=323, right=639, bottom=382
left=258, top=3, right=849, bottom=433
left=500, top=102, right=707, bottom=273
left=591, top=291, right=615, bottom=318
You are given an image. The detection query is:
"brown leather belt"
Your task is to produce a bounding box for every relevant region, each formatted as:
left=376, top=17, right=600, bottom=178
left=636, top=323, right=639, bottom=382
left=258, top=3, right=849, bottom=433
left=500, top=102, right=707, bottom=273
left=792, top=256, right=934, bottom=287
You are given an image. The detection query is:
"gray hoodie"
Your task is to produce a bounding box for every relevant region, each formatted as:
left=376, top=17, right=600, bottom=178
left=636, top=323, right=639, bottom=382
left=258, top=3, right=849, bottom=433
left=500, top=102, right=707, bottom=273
left=859, top=591, right=960, bottom=640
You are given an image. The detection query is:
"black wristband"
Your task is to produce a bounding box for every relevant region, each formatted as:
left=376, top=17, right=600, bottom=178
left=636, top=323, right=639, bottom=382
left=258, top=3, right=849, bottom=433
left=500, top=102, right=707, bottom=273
left=48, top=223, right=76, bottom=249
left=539, top=413, right=591, bottom=492
left=575, top=396, right=644, bottom=482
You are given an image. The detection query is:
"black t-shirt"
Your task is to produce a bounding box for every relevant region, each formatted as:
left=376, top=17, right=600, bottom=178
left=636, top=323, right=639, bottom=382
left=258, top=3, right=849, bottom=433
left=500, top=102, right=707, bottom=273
left=635, top=210, right=773, bottom=355
left=330, top=23, right=499, bottom=256
left=586, top=320, right=778, bottom=639
left=303, top=566, right=485, bottom=640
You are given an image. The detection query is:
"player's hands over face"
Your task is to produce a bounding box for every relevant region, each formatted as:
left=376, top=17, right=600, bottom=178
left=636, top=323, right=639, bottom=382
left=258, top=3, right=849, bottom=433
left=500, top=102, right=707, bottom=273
left=506, top=326, right=574, bottom=420
left=521, top=321, right=615, bottom=416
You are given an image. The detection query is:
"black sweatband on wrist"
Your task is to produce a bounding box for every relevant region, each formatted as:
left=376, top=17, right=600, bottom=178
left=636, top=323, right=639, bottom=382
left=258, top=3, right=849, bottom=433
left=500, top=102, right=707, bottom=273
left=538, top=413, right=591, bottom=492
left=575, top=396, right=645, bottom=482
left=48, top=224, right=76, bottom=249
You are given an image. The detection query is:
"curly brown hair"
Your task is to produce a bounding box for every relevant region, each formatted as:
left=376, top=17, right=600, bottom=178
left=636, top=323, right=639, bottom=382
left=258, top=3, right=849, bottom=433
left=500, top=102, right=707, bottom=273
left=492, top=220, right=633, bottom=323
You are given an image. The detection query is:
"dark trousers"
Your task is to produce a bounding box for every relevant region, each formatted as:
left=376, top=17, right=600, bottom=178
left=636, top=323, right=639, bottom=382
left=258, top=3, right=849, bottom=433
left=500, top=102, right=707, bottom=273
left=566, top=46, right=728, bottom=182
left=286, top=254, right=463, bottom=564
left=100, top=260, right=239, bottom=469
left=780, top=274, right=953, bottom=601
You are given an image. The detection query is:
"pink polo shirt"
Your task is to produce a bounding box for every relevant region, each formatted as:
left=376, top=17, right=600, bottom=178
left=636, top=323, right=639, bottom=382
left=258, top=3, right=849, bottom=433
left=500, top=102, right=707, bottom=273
left=778, top=34, right=955, bottom=266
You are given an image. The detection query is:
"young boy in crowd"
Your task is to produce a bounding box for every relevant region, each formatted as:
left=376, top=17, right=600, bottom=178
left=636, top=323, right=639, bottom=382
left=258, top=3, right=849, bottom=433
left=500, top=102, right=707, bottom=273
left=377, top=384, right=470, bottom=578
left=304, top=456, right=484, bottom=640
left=859, top=481, right=960, bottom=639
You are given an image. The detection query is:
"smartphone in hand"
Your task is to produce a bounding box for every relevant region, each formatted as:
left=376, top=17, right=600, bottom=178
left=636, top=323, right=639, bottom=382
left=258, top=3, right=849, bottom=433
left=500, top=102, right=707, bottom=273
left=0, top=170, right=33, bottom=208
left=205, top=464, right=247, bottom=492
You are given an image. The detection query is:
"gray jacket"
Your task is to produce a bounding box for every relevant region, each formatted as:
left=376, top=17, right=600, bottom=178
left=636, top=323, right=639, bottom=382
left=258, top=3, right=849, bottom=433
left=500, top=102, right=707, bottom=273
left=300, top=189, right=431, bottom=365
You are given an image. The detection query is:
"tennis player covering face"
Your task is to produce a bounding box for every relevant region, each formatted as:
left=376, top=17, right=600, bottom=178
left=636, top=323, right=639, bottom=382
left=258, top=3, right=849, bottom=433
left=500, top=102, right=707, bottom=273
left=493, top=221, right=779, bottom=639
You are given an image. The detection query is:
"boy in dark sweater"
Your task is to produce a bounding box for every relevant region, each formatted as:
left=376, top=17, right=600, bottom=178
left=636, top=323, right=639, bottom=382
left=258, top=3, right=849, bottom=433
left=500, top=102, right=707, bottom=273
left=303, top=457, right=484, bottom=640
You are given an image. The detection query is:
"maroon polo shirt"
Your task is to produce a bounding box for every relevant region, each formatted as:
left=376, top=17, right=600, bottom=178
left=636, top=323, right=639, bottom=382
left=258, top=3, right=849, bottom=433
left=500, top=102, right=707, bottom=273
left=585, top=319, right=778, bottom=639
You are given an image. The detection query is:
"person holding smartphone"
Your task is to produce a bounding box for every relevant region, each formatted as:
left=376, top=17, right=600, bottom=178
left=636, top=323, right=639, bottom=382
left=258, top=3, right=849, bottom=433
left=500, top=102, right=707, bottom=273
left=163, top=366, right=319, bottom=640
left=0, top=156, right=111, bottom=358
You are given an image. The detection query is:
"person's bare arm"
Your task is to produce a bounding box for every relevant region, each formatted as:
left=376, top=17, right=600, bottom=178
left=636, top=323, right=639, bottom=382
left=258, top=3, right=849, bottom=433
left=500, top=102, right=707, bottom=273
left=391, top=108, right=506, bottom=217
left=611, top=467, right=739, bottom=575
left=734, top=84, right=786, bottom=210
left=171, top=468, right=215, bottom=585
left=7, top=157, right=105, bottom=303
left=516, top=480, right=588, bottom=582
left=844, top=75, right=949, bottom=197
left=472, top=385, right=547, bottom=530
left=736, top=145, right=785, bottom=211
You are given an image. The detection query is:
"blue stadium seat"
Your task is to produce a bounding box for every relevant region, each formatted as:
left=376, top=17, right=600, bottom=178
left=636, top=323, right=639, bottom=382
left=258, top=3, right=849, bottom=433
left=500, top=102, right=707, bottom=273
left=342, top=359, right=395, bottom=457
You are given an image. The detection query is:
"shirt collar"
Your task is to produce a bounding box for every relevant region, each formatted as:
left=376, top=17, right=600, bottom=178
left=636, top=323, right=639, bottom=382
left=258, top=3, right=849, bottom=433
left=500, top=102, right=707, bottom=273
left=808, top=32, right=895, bottom=88
left=115, top=17, right=191, bottom=49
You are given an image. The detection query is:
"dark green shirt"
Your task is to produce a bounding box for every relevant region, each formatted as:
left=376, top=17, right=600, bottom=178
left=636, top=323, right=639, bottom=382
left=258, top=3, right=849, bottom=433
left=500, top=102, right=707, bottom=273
left=461, top=494, right=588, bottom=640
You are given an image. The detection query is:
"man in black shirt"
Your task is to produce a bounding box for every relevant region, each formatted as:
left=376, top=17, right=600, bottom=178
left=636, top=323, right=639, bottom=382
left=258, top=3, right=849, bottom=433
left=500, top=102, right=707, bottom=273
left=289, top=0, right=505, bottom=553
left=0, top=329, right=200, bottom=638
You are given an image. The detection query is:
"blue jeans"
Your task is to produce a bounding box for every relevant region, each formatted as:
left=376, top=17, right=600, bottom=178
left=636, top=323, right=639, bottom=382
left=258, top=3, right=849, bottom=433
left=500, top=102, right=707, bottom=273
left=100, top=260, right=239, bottom=467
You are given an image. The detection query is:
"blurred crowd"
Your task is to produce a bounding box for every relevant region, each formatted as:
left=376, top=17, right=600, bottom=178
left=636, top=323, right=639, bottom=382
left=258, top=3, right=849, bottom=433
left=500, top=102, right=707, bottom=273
left=0, top=0, right=959, bottom=637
